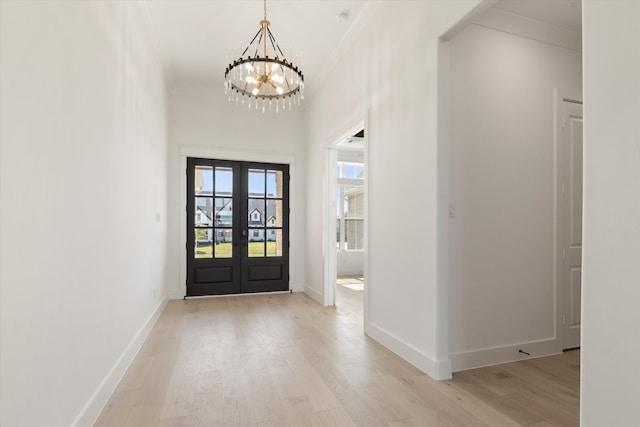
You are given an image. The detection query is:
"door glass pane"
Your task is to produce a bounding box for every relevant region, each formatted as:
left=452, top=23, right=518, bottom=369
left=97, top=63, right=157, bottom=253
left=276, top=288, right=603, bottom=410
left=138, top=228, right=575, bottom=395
left=195, top=166, right=213, bottom=195
left=266, top=170, right=283, bottom=198
left=214, top=230, right=232, bottom=258
left=248, top=199, right=265, bottom=227
left=248, top=236, right=265, bottom=257
left=266, top=200, right=282, bottom=227
left=215, top=167, right=233, bottom=196
left=248, top=169, right=265, bottom=197
left=214, top=197, right=233, bottom=226
left=267, top=229, right=282, bottom=257
left=195, top=197, right=213, bottom=226
left=194, top=229, right=213, bottom=258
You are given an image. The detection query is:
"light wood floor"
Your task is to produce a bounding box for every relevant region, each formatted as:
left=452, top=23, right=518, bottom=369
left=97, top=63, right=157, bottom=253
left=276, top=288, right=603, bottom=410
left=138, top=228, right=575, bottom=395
left=95, top=283, right=579, bottom=426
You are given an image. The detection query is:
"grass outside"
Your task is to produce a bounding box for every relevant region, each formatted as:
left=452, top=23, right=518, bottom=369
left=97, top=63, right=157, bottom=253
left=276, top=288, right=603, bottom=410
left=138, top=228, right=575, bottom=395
left=195, top=242, right=279, bottom=258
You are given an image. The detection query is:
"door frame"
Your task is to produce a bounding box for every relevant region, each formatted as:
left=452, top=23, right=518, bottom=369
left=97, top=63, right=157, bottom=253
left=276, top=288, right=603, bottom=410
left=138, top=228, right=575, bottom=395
left=323, top=119, right=368, bottom=319
left=554, top=89, right=583, bottom=348
left=178, top=147, right=297, bottom=298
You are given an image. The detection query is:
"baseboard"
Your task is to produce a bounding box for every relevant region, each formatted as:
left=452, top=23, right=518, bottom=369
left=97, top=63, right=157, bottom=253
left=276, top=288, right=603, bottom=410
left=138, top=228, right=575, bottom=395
left=71, top=299, right=168, bottom=427
left=303, top=285, right=323, bottom=305
left=366, top=322, right=452, bottom=380
left=450, top=338, right=562, bottom=372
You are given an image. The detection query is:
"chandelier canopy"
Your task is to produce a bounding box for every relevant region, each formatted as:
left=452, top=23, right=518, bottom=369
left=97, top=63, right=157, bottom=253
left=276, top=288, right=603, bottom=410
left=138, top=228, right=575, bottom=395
left=224, top=0, right=304, bottom=112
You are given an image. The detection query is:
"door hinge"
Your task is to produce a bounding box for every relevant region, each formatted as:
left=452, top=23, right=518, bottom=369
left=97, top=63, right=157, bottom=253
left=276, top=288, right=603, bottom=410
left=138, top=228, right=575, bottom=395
left=562, top=248, right=566, bottom=260
left=562, top=183, right=565, bottom=195
left=562, top=313, right=566, bottom=325
left=562, top=118, right=566, bottom=128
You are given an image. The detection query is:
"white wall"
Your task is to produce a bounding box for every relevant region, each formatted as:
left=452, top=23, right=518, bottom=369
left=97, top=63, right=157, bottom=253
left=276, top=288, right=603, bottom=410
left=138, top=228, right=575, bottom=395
left=448, top=13, right=582, bottom=370
left=581, top=1, right=640, bottom=425
left=0, top=1, right=168, bottom=426
left=166, top=82, right=306, bottom=299
left=304, top=0, right=483, bottom=380
left=337, top=251, right=364, bottom=276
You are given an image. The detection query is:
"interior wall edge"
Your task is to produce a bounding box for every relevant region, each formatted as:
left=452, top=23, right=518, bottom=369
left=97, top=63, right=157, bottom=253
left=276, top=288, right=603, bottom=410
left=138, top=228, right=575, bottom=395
left=303, top=285, right=324, bottom=305
left=366, top=322, right=452, bottom=380
left=72, top=300, right=168, bottom=427
left=450, top=337, right=562, bottom=372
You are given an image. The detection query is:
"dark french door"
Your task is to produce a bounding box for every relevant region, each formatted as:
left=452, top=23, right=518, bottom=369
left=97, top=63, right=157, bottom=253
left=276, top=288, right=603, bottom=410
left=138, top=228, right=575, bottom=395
left=186, top=158, right=289, bottom=296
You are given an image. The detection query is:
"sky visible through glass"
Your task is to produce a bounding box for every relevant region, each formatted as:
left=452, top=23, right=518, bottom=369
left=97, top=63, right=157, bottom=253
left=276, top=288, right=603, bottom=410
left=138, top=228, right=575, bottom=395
left=198, top=167, right=277, bottom=196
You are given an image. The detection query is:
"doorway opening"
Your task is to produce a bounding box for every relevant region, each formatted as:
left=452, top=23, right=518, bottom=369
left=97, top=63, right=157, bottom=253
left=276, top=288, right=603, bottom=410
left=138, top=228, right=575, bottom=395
left=325, top=126, right=366, bottom=313
left=556, top=95, right=583, bottom=350
left=186, top=158, right=290, bottom=297
left=445, top=1, right=583, bottom=371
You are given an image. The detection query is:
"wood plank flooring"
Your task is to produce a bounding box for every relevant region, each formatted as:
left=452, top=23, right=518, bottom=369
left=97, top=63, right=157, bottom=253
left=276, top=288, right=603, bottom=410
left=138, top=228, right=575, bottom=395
left=94, top=283, right=579, bottom=426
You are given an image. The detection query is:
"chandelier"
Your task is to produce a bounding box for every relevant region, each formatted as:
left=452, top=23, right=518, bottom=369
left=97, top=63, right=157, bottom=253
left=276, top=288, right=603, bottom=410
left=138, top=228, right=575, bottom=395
left=224, top=0, right=304, bottom=112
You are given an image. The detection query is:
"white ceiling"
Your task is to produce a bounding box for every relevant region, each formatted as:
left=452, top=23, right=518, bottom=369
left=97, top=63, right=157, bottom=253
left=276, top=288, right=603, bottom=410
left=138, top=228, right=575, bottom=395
left=143, top=0, right=582, bottom=100
left=143, top=0, right=369, bottom=95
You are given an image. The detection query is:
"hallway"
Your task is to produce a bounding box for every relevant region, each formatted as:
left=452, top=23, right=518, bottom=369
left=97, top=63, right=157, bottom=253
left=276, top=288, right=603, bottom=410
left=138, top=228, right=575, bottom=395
left=95, top=291, right=579, bottom=426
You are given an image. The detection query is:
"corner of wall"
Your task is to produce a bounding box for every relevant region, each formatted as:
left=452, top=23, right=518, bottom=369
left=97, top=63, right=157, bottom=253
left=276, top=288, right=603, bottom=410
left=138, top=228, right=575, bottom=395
left=303, top=285, right=324, bottom=305
left=366, top=322, right=452, bottom=380
left=71, top=300, right=168, bottom=427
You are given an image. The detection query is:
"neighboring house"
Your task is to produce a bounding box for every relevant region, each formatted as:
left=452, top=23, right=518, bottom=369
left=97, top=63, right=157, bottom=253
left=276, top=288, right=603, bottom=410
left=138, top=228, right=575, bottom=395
left=196, top=199, right=276, bottom=243
left=267, top=216, right=276, bottom=241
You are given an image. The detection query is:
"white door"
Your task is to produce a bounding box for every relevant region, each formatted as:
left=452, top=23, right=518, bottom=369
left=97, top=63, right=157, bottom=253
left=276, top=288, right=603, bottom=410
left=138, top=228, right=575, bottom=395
left=559, top=99, right=583, bottom=350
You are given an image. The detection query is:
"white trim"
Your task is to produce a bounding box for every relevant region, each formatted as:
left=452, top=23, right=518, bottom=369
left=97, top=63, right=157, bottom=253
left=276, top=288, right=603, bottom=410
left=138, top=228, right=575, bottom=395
left=362, top=111, right=370, bottom=329
left=175, top=146, right=298, bottom=299
left=366, top=322, right=452, bottom=380
left=554, top=89, right=583, bottom=350
left=303, top=285, right=323, bottom=305
left=72, top=300, right=167, bottom=427
left=324, top=147, right=338, bottom=306
left=450, top=338, right=562, bottom=372
left=324, top=122, right=366, bottom=308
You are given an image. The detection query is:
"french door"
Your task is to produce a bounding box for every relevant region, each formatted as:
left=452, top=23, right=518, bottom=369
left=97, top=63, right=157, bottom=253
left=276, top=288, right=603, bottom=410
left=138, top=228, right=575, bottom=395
left=186, top=158, right=289, bottom=296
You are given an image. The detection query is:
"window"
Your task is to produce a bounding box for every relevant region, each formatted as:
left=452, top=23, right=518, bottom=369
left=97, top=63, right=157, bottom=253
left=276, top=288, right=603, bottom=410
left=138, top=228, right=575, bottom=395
left=336, top=185, right=364, bottom=251
left=336, top=161, right=364, bottom=179
left=336, top=160, right=364, bottom=251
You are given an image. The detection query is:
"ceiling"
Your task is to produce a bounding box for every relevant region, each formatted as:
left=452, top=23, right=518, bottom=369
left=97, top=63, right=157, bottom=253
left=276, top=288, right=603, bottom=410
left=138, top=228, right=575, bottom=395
left=143, top=0, right=581, bottom=101
left=143, top=0, right=370, bottom=95
left=494, top=0, right=582, bottom=33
